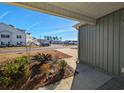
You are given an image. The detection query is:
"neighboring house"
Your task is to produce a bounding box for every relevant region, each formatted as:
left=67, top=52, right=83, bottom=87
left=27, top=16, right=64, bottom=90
left=32, top=37, right=40, bottom=46
left=0, top=23, right=32, bottom=47
left=26, top=33, right=33, bottom=45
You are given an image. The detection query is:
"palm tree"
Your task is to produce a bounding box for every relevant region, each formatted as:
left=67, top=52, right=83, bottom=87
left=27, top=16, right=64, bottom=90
left=60, top=37, right=62, bottom=41
left=44, top=36, right=47, bottom=40
left=49, top=36, right=52, bottom=41
left=53, top=36, right=56, bottom=41
left=55, top=36, right=58, bottom=40
left=46, top=36, right=49, bottom=40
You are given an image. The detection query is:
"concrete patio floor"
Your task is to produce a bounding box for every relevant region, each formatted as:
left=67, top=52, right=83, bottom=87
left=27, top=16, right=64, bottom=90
left=71, top=62, right=112, bottom=90
left=97, top=77, right=124, bottom=90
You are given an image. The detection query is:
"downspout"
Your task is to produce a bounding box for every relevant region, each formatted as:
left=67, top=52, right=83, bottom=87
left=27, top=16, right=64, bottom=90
left=73, top=23, right=83, bottom=63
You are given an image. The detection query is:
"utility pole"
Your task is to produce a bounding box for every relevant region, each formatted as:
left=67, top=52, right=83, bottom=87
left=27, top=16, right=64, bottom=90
left=40, top=35, right=41, bottom=47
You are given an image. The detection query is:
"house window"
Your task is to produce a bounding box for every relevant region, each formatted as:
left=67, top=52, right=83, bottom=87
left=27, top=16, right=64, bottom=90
left=20, top=42, right=22, bottom=45
left=17, top=42, right=22, bottom=46
left=6, top=35, right=10, bottom=38
left=1, top=34, right=10, bottom=38
left=1, top=41, right=4, bottom=45
left=17, top=42, right=19, bottom=45
left=17, top=35, right=22, bottom=39
left=1, top=34, right=5, bottom=38
left=8, top=42, right=10, bottom=45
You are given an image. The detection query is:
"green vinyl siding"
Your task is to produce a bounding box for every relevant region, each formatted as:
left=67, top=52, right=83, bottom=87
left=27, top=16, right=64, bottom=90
left=79, top=8, right=124, bottom=76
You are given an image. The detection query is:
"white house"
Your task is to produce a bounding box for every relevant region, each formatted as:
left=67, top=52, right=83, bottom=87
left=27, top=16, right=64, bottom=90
left=0, top=23, right=32, bottom=47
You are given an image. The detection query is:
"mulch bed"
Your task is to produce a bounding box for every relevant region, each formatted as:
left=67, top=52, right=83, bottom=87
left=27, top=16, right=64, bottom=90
left=20, top=62, right=75, bottom=90
left=0, top=52, right=74, bottom=90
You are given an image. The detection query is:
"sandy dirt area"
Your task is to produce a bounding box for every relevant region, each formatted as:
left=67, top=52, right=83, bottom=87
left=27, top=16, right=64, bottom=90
left=0, top=49, right=71, bottom=64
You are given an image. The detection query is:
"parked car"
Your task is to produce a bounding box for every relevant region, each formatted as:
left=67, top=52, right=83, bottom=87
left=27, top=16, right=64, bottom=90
left=40, top=42, right=50, bottom=47
left=72, top=41, right=78, bottom=45
left=51, top=40, right=64, bottom=44
left=64, top=40, right=78, bottom=45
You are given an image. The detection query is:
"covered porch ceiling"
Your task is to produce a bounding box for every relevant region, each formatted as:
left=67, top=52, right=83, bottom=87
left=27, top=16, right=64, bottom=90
left=8, top=2, right=124, bottom=26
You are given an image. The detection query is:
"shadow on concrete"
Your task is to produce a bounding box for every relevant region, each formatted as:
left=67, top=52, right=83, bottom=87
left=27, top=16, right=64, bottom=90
left=97, top=77, right=124, bottom=90
left=71, top=62, right=112, bottom=90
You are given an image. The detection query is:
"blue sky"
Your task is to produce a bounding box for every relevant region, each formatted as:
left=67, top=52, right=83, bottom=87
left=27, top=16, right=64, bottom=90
left=0, top=3, right=78, bottom=40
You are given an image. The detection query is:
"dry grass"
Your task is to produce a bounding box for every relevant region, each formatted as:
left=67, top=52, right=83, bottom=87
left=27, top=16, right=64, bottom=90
left=0, top=46, right=40, bottom=50
left=0, top=49, right=71, bottom=64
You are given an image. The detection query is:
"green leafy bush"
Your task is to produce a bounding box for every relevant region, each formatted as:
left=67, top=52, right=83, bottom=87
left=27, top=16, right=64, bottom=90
left=3, top=56, right=28, bottom=77
left=33, top=53, right=52, bottom=65
left=59, top=60, right=67, bottom=70
left=14, top=56, right=28, bottom=64
left=0, top=56, right=31, bottom=89
left=0, top=76, right=11, bottom=89
left=23, top=64, right=31, bottom=79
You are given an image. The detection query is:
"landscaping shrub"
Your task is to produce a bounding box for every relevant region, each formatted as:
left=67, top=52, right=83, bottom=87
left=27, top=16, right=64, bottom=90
left=0, top=52, right=72, bottom=89
left=30, top=53, right=52, bottom=78
left=14, top=56, right=28, bottom=65
left=0, top=76, right=11, bottom=89
left=33, top=53, right=52, bottom=65
left=59, top=60, right=67, bottom=70
left=0, top=56, right=31, bottom=89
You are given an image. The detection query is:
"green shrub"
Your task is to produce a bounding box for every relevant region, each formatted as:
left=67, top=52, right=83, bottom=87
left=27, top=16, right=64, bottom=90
left=3, top=56, right=28, bottom=76
left=23, top=64, right=31, bottom=79
left=59, top=60, right=67, bottom=70
left=0, top=56, right=31, bottom=89
left=14, top=56, right=28, bottom=64
left=33, top=53, right=52, bottom=65
left=0, top=76, right=11, bottom=88
left=3, top=62, right=20, bottom=76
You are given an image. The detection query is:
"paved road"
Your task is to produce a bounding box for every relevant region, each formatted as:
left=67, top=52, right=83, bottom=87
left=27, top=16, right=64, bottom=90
left=0, top=45, right=77, bottom=54
left=0, top=46, right=65, bottom=54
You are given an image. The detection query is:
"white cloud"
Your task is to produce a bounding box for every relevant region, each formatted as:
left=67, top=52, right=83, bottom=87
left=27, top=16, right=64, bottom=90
left=43, top=29, right=76, bottom=35
left=0, top=11, right=9, bottom=19
left=27, top=22, right=41, bottom=30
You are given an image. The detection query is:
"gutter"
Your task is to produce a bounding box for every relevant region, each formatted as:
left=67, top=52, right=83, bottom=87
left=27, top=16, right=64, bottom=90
left=73, top=22, right=87, bottom=30
left=73, top=20, right=96, bottom=30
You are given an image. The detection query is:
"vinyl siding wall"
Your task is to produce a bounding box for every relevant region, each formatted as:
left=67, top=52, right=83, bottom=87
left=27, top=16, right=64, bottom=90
left=79, top=8, right=124, bottom=76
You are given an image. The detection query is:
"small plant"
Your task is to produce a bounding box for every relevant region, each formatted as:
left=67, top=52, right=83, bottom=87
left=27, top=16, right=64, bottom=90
left=33, top=53, right=52, bottom=65
left=41, top=64, right=50, bottom=74
left=59, top=60, right=67, bottom=70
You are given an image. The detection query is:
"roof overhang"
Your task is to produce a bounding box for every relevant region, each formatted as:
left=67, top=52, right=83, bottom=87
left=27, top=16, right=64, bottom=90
left=7, top=2, right=124, bottom=30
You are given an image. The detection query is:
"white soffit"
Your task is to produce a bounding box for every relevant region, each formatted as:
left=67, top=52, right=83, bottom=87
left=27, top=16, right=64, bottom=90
left=50, top=2, right=124, bottom=19
left=8, top=2, right=124, bottom=26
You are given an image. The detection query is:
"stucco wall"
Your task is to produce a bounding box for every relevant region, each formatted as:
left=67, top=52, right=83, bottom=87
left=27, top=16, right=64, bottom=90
left=79, top=8, right=124, bottom=77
